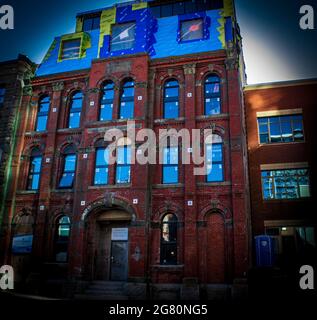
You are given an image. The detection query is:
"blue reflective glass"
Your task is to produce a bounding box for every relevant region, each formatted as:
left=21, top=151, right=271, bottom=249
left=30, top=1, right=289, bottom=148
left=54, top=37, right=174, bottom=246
left=165, top=87, right=179, bottom=98
left=122, top=86, right=134, bottom=98
left=116, top=165, right=131, bottom=183
left=163, top=166, right=178, bottom=184
left=100, top=103, right=113, bottom=121
left=164, top=101, right=179, bottom=119
left=207, top=163, right=223, bottom=182
left=205, top=97, right=220, bottom=115
left=0, top=87, right=5, bottom=105
left=36, top=116, right=48, bottom=131
left=65, top=154, right=76, bottom=171
left=59, top=173, right=75, bottom=188
left=117, top=146, right=131, bottom=164
left=96, top=148, right=109, bottom=166
left=68, top=112, right=81, bottom=128
left=94, top=167, right=108, bottom=185
left=28, top=156, right=42, bottom=190
left=120, top=101, right=134, bottom=119
left=206, top=76, right=220, bottom=83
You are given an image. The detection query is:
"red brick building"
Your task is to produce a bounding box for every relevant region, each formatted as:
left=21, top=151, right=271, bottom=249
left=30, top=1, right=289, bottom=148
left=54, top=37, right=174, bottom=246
left=245, top=79, right=317, bottom=271
left=0, top=0, right=250, bottom=299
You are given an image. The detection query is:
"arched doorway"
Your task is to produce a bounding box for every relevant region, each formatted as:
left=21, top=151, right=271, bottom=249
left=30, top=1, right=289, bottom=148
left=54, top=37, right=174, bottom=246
left=91, top=210, right=132, bottom=281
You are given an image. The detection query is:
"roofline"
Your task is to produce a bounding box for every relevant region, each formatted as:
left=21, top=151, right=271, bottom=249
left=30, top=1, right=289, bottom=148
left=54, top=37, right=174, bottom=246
left=0, top=54, right=34, bottom=66
left=76, top=0, right=153, bottom=17
left=244, top=78, right=317, bottom=91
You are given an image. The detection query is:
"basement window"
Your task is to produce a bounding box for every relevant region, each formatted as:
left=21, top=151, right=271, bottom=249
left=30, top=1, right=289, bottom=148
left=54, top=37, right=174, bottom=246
left=60, top=39, right=81, bottom=60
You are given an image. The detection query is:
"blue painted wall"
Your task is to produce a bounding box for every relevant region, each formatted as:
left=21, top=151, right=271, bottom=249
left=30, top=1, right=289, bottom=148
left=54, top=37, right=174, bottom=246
left=36, top=7, right=225, bottom=77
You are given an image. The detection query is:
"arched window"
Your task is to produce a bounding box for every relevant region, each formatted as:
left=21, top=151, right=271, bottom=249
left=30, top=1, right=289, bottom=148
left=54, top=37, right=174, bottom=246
left=162, top=143, right=179, bottom=184
left=119, top=79, right=134, bottom=119
left=163, top=79, right=179, bottom=119
left=58, top=145, right=77, bottom=188
left=204, top=75, right=221, bottom=115
left=116, top=137, right=131, bottom=184
left=205, top=134, right=223, bottom=182
left=161, top=214, right=178, bottom=265
left=99, top=82, right=114, bottom=121
left=35, top=95, right=50, bottom=131
left=68, top=91, right=83, bottom=128
left=54, top=216, right=71, bottom=262
left=27, top=148, right=42, bottom=190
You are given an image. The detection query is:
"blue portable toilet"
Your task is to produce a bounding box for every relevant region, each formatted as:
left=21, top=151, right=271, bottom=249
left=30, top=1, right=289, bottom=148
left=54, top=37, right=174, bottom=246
left=255, top=235, right=275, bottom=267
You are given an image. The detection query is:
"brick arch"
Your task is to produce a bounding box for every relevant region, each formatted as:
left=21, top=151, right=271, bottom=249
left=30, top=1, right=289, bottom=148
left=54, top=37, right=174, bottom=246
left=96, top=76, right=118, bottom=89
left=197, top=64, right=226, bottom=83
left=199, top=202, right=232, bottom=222
left=22, top=141, right=45, bottom=157
left=118, top=74, right=137, bottom=86
left=153, top=202, right=183, bottom=221
left=81, top=194, right=138, bottom=222
left=48, top=207, right=73, bottom=225
left=63, top=82, right=86, bottom=98
left=158, top=72, right=185, bottom=88
left=57, top=141, right=79, bottom=154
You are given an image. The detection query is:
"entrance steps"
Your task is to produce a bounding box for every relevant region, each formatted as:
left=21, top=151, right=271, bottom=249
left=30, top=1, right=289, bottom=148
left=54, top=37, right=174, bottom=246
left=75, top=281, right=129, bottom=300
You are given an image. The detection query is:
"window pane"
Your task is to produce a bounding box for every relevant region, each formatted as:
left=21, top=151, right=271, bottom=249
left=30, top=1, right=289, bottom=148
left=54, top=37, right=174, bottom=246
left=122, top=84, right=134, bottom=97
left=116, top=165, right=131, bottom=183
left=68, top=112, right=81, bottom=128
left=94, top=167, right=109, bottom=185
left=165, top=86, right=179, bottom=98
left=120, top=101, right=134, bottom=119
left=96, top=148, right=109, bottom=166
left=59, top=173, right=75, bottom=188
left=205, top=82, right=220, bottom=94
left=269, top=121, right=282, bottom=143
left=205, top=97, right=220, bottom=115
left=212, top=144, right=222, bottom=162
left=61, top=39, right=81, bottom=59
left=163, top=166, right=178, bottom=184
left=36, top=115, right=48, bottom=131
left=100, top=103, right=113, bottom=121
left=65, top=154, right=76, bottom=171
left=117, top=146, right=131, bottom=164
left=207, top=163, right=223, bottom=182
left=164, top=101, right=179, bottom=119
left=181, top=19, right=203, bottom=41
left=111, top=23, right=136, bottom=51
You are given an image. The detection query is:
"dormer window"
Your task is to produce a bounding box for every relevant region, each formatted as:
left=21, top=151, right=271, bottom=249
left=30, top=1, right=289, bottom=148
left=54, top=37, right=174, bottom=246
left=110, top=22, right=136, bottom=52
left=60, top=39, right=81, bottom=60
left=180, top=18, right=203, bottom=42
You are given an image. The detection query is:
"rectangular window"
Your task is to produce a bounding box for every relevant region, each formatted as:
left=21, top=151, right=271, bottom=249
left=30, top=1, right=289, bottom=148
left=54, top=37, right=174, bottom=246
left=0, top=87, right=5, bottom=106
left=83, top=16, right=100, bottom=31
left=116, top=146, right=131, bottom=184
left=61, top=39, right=81, bottom=60
left=111, top=22, right=136, bottom=52
left=180, top=18, right=204, bottom=42
left=163, top=147, right=178, bottom=184
left=27, top=156, right=42, bottom=190
left=94, top=148, right=109, bottom=185
left=206, top=143, right=223, bottom=182
left=257, top=114, right=304, bottom=144
left=59, top=154, right=77, bottom=188
left=261, top=168, right=310, bottom=200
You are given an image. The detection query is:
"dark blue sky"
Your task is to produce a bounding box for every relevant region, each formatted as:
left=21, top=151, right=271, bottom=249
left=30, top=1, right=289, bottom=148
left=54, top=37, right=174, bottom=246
left=0, top=0, right=316, bottom=84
